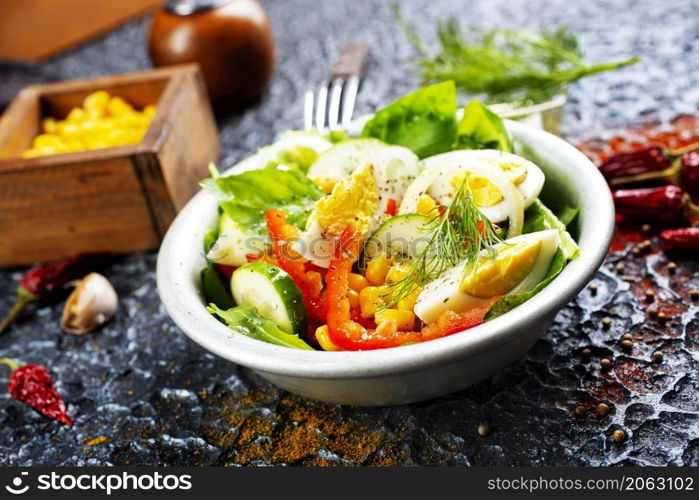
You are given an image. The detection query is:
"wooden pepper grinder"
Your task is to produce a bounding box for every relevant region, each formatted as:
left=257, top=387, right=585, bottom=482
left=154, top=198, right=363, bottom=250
left=148, top=0, right=275, bottom=109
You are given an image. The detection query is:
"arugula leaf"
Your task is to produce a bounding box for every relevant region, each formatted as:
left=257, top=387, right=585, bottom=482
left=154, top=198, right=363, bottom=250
left=208, top=303, right=314, bottom=350
left=484, top=248, right=565, bottom=321
left=361, top=81, right=458, bottom=158
left=523, top=200, right=579, bottom=259
left=456, top=100, right=513, bottom=152
left=201, top=169, right=324, bottom=237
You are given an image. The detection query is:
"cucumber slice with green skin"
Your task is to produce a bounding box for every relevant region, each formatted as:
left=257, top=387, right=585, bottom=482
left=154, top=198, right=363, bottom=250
left=307, top=138, right=387, bottom=184
left=231, top=261, right=307, bottom=335
left=207, top=213, right=266, bottom=267
left=364, top=214, right=432, bottom=260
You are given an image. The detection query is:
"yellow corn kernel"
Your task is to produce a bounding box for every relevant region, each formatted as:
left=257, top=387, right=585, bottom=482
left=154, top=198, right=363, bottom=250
left=365, top=253, right=392, bottom=286
left=348, top=289, right=360, bottom=309
left=348, top=273, right=370, bottom=292
left=359, top=286, right=386, bottom=318
left=66, top=107, right=87, bottom=123
left=33, top=145, right=58, bottom=156
left=63, top=138, right=84, bottom=152
left=416, top=193, right=437, bottom=215
left=83, top=90, right=110, bottom=119
left=56, top=121, right=80, bottom=138
left=315, top=325, right=341, bottom=351
left=107, top=96, right=134, bottom=117
left=113, top=111, right=139, bottom=129
left=397, top=288, right=421, bottom=311
left=42, top=117, right=58, bottom=134
left=374, top=309, right=416, bottom=331
left=33, top=134, right=61, bottom=148
left=385, top=262, right=410, bottom=283
left=143, top=104, right=157, bottom=119
left=21, top=148, right=42, bottom=158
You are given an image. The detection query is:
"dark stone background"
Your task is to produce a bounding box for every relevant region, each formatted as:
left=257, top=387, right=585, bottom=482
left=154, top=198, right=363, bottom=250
left=1, top=0, right=698, bottom=466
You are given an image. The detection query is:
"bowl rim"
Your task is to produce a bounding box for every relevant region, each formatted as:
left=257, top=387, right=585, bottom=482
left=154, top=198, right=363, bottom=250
left=157, top=120, right=614, bottom=379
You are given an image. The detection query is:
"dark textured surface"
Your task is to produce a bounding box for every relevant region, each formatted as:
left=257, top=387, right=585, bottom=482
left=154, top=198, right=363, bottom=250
left=1, top=0, right=698, bottom=466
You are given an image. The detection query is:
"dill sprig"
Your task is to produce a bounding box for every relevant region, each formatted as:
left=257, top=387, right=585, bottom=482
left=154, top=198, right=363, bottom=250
left=393, top=5, right=640, bottom=106
left=383, top=176, right=502, bottom=307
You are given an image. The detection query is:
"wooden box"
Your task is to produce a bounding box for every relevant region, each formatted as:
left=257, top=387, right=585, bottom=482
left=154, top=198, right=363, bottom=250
left=0, top=65, right=220, bottom=266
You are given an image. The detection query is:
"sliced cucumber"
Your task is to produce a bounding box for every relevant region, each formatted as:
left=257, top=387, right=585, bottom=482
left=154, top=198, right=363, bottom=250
left=231, top=261, right=307, bottom=335
left=307, top=138, right=387, bottom=184
left=206, top=213, right=266, bottom=267
left=364, top=214, right=431, bottom=260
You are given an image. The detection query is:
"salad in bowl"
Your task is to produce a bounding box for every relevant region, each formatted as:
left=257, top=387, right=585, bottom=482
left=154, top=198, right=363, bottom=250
left=198, top=81, right=580, bottom=352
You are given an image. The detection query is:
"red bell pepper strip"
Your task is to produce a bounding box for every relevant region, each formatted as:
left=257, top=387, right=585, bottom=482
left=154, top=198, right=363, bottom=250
left=385, top=198, right=397, bottom=216
left=265, top=210, right=327, bottom=323
left=0, top=358, right=73, bottom=426
left=216, top=264, right=235, bottom=280
left=325, top=226, right=488, bottom=351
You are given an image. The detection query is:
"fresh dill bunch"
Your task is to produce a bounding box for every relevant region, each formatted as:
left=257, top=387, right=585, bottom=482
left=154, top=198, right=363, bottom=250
left=393, top=5, right=640, bottom=106
left=383, top=176, right=503, bottom=307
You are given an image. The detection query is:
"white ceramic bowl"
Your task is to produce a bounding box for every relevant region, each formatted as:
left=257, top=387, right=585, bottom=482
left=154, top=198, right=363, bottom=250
left=157, top=120, right=614, bottom=406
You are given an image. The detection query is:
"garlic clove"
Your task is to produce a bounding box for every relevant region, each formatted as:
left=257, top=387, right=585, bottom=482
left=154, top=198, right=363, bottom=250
left=61, top=273, right=118, bottom=335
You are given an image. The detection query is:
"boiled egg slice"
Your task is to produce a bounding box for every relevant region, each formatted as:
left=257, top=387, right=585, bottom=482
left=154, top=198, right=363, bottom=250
left=421, top=150, right=544, bottom=209
left=399, top=157, right=524, bottom=237
left=414, top=229, right=560, bottom=324
left=307, top=139, right=420, bottom=215
left=294, top=164, right=379, bottom=267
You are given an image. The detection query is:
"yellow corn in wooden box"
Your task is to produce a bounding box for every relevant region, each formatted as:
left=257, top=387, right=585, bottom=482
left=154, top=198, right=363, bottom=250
left=0, top=65, right=220, bottom=266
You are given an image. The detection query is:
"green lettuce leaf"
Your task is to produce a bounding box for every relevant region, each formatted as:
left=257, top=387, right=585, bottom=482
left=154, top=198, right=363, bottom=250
left=201, top=169, right=324, bottom=237
left=201, top=265, right=234, bottom=310
left=523, top=200, right=579, bottom=259
left=208, top=303, right=313, bottom=350
left=361, top=81, right=458, bottom=158
left=484, top=248, right=565, bottom=321
left=456, top=100, right=513, bottom=152
left=554, top=205, right=579, bottom=227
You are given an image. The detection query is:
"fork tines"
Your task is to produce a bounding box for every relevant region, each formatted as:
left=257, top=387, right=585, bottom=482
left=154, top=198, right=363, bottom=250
left=304, top=44, right=368, bottom=132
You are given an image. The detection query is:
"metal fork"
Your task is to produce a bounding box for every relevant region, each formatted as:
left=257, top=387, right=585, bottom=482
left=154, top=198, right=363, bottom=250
left=304, top=43, right=369, bottom=132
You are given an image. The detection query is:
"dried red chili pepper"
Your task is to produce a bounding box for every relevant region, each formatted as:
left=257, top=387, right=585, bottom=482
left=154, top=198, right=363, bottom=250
left=599, top=143, right=699, bottom=191
left=612, top=185, right=695, bottom=224
left=0, top=358, right=73, bottom=426
left=660, top=227, right=699, bottom=252
left=679, top=150, right=699, bottom=197
left=599, top=146, right=672, bottom=182
left=0, top=252, right=112, bottom=334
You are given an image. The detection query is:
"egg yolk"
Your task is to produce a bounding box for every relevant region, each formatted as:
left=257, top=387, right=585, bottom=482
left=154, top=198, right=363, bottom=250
left=311, top=164, right=379, bottom=237
left=459, top=240, right=542, bottom=297
left=451, top=175, right=503, bottom=207
left=312, top=177, right=337, bottom=194
left=499, top=162, right=528, bottom=185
